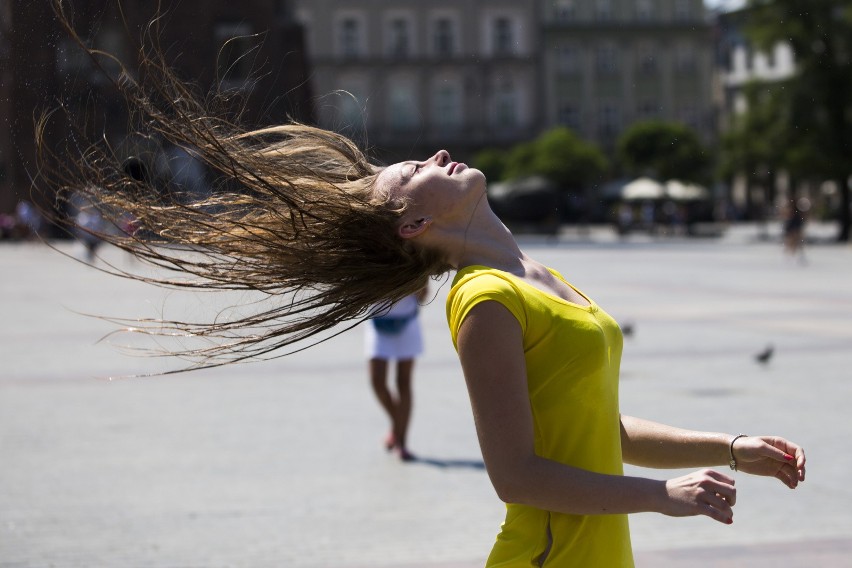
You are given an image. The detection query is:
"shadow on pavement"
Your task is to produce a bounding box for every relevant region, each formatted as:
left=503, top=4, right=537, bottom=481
left=409, top=456, right=486, bottom=470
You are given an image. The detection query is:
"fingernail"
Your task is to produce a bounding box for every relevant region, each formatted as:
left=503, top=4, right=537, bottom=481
left=784, top=454, right=794, bottom=460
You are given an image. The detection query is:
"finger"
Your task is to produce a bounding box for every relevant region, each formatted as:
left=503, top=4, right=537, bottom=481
left=774, top=465, right=798, bottom=489
left=701, top=502, right=734, bottom=525
left=758, top=442, right=798, bottom=464
left=703, top=469, right=736, bottom=486
left=796, top=448, right=807, bottom=481
left=707, top=492, right=734, bottom=518
left=702, top=478, right=737, bottom=506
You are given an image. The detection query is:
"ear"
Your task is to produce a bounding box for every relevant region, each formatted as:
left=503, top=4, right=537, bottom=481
left=398, top=216, right=432, bottom=239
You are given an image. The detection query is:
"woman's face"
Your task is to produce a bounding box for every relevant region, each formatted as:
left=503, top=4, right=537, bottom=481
left=376, top=149, right=486, bottom=219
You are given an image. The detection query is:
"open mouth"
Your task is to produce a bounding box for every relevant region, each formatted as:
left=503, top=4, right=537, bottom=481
left=448, top=162, right=458, bottom=175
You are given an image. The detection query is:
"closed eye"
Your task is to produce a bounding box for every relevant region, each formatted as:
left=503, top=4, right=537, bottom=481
left=401, top=162, right=419, bottom=185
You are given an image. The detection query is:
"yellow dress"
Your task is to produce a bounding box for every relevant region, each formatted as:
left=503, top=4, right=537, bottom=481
left=446, top=266, right=634, bottom=567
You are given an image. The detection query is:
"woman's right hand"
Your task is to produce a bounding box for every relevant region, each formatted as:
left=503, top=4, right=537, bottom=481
left=662, top=469, right=736, bottom=524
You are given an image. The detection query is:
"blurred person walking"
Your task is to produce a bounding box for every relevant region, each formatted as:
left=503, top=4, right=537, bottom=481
left=366, top=286, right=428, bottom=462
left=783, top=199, right=808, bottom=264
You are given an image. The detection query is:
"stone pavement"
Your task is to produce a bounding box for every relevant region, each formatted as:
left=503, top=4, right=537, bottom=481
left=2, top=224, right=851, bottom=567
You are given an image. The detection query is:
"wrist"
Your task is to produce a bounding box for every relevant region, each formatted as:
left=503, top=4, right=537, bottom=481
left=728, top=434, right=748, bottom=471
left=643, top=477, right=672, bottom=514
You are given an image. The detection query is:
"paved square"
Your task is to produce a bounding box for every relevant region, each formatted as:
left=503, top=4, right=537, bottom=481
left=2, top=226, right=850, bottom=567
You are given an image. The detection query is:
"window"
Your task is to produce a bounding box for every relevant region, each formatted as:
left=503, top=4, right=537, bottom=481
left=764, top=46, right=776, bottom=69
left=595, top=0, right=613, bottom=21
left=676, top=46, right=697, bottom=74
left=433, top=83, right=463, bottom=130
left=637, top=45, right=657, bottom=73
left=556, top=44, right=580, bottom=75
left=388, top=17, right=410, bottom=58
left=599, top=104, right=621, bottom=135
left=595, top=45, right=619, bottom=74
left=637, top=100, right=659, bottom=119
left=674, top=0, right=692, bottom=21
left=340, top=17, right=362, bottom=58
left=493, top=80, right=518, bottom=128
left=557, top=103, right=580, bottom=130
left=554, top=0, right=577, bottom=21
left=433, top=18, right=455, bottom=56
left=336, top=86, right=366, bottom=136
left=493, top=17, right=514, bottom=56
left=678, top=104, right=700, bottom=127
left=389, top=83, right=419, bottom=131
left=636, top=0, right=654, bottom=21
left=215, top=22, right=254, bottom=87
left=730, top=44, right=748, bottom=74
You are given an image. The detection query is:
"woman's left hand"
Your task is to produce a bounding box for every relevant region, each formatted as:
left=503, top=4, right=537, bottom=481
left=732, top=435, right=806, bottom=488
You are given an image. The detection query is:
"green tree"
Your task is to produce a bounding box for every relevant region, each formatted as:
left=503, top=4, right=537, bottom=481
left=503, top=127, right=607, bottom=190
left=746, top=0, right=852, bottom=240
left=719, top=81, right=830, bottom=218
left=533, top=127, right=608, bottom=190
left=617, top=120, right=709, bottom=182
left=718, top=82, right=789, bottom=217
left=472, top=147, right=509, bottom=182
left=503, top=141, right=539, bottom=181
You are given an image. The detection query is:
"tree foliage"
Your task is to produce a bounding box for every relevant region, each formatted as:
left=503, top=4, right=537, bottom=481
left=745, top=0, right=852, bottom=240
left=501, top=127, right=608, bottom=190
left=472, top=147, right=509, bottom=183
left=616, top=120, right=709, bottom=182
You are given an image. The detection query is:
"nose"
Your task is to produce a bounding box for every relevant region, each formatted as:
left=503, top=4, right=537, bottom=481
left=432, top=149, right=450, bottom=166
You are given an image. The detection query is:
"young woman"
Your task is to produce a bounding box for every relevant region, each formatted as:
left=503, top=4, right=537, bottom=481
left=41, top=9, right=806, bottom=565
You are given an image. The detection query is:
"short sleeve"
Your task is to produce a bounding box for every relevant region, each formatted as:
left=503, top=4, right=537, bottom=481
left=446, top=271, right=527, bottom=351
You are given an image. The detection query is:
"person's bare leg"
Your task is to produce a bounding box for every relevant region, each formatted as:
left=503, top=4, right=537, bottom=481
left=394, top=359, right=415, bottom=460
left=369, top=358, right=396, bottom=450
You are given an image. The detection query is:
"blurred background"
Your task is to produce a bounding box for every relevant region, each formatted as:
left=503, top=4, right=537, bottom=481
left=1, top=0, right=851, bottom=243
left=2, top=1, right=852, bottom=567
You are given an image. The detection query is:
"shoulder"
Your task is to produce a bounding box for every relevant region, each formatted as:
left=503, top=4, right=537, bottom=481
left=446, top=266, right=527, bottom=347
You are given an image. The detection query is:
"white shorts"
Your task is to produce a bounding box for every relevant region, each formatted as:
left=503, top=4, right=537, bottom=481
left=364, top=315, right=423, bottom=360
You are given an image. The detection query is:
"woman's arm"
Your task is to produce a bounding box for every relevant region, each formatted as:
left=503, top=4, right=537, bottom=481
left=457, top=300, right=738, bottom=523
left=620, top=416, right=806, bottom=488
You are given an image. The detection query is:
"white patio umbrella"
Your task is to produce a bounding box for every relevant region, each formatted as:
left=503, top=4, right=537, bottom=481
left=664, top=179, right=709, bottom=200
left=621, top=177, right=665, bottom=200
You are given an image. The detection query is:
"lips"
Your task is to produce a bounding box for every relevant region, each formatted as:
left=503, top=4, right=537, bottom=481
left=448, top=162, right=465, bottom=175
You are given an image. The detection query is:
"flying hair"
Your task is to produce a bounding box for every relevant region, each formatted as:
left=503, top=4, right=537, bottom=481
left=35, top=1, right=450, bottom=373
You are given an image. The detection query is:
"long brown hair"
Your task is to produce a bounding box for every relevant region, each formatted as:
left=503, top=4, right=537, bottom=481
left=36, top=1, right=450, bottom=371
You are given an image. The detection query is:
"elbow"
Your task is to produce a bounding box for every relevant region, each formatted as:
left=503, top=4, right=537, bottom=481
left=492, top=477, right=524, bottom=504
left=488, top=460, right=537, bottom=504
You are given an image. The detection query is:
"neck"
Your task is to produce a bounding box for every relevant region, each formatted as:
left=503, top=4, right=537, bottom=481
left=442, top=199, right=526, bottom=273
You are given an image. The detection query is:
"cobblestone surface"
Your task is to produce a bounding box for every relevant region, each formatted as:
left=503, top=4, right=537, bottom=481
left=2, top=226, right=851, bottom=567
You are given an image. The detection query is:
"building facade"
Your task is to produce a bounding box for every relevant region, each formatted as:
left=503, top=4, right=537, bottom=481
left=541, top=0, right=714, bottom=151
left=0, top=0, right=311, bottom=218
left=714, top=8, right=794, bottom=129
left=290, top=0, right=541, bottom=162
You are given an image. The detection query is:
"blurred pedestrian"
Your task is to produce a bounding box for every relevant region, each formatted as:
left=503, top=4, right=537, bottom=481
left=783, top=198, right=808, bottom=264
left=366, top=286, right=428, bottom=462
left=14, top=200, right=44, bottom=239
left=70, top=191, right=105, bottom=262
